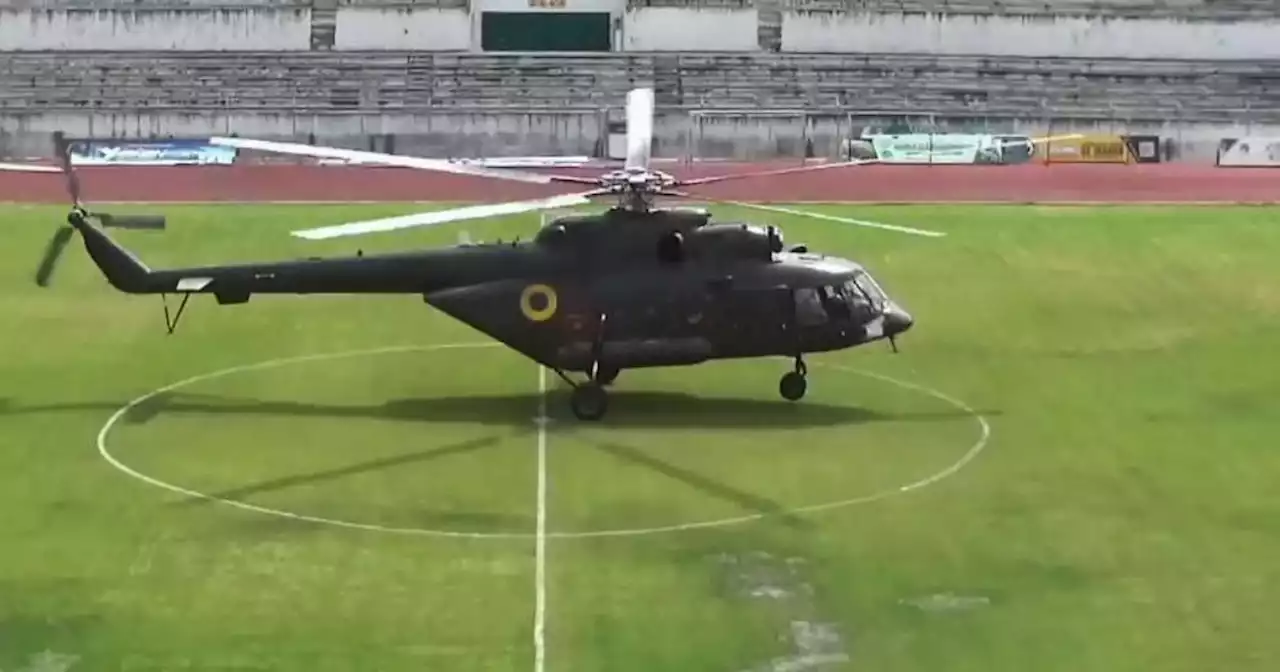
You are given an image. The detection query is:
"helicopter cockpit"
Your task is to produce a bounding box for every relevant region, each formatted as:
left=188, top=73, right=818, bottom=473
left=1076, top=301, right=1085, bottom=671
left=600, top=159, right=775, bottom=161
left=794, top=271, right=887, bottom=327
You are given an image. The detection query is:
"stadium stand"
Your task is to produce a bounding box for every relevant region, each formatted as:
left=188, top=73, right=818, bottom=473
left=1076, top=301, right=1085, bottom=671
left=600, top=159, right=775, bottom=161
left=783, top=0, right=1280, bottom=19
left=2, top=52, right=1277, bottom=123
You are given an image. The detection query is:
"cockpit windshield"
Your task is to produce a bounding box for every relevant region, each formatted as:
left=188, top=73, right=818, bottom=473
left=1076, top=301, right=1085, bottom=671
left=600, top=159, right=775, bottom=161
left=795, top=274, right=884, bottom=326
left=851, top=271, right=887, bottom=310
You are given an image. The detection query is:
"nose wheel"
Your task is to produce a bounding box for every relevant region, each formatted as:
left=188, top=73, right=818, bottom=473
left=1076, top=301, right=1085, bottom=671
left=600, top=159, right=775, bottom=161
left=779, top=356, right=808, bottom=401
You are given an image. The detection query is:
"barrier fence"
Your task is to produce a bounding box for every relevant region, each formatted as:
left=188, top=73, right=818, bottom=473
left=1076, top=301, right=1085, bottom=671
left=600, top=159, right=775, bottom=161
left=3, top=111, right=1279, bottom=168
left=1216, top=137, right=1280, bottom=167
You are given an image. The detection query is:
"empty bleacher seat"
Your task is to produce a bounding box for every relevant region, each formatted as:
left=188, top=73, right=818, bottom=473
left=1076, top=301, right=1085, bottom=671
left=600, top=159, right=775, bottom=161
left=1, top=51, right=1277, bottom=124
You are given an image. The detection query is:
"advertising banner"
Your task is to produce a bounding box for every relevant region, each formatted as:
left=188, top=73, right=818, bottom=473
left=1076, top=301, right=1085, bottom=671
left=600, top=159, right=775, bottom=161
left=69, top=140, right=237, bottom=166
left=991, top=135, right=1038, bottom=165
left=1216, top=137, right=1280, bottom=167
left=853, top=132, right=1042, bottom=164
left=1042, top=134, right=1133, bottom=164
left=863, top=133, right=997, bottom=164
left=1123, top=135, right=1162, bottom=163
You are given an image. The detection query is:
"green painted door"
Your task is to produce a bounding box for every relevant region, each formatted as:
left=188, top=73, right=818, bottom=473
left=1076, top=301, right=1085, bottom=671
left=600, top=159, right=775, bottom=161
left=481, top=12, right=612, bottom=52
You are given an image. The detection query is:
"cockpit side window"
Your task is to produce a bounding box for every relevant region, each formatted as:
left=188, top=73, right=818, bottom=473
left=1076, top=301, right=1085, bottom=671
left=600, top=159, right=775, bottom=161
left=821, top=284, right=851, bottom=319
left=842, top=278, right=872, bottom=316
left=794, top=287, right=828, bottom=326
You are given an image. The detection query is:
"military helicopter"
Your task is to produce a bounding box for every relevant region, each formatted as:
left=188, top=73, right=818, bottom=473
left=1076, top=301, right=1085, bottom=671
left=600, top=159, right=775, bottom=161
left=17, top=88, right=945, bottom=421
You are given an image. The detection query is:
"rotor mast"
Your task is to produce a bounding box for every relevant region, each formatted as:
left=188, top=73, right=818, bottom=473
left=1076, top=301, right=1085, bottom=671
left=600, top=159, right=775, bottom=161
left=601, top=167, right=675, bottom=213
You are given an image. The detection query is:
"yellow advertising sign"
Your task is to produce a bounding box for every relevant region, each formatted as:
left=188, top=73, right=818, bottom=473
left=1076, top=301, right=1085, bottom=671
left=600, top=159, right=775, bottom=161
left=1043, top=134, right=1134, bottom=164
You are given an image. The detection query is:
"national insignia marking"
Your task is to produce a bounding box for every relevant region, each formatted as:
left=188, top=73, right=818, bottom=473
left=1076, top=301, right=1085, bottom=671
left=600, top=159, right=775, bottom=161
left=520, top=283, right=558, bottom=322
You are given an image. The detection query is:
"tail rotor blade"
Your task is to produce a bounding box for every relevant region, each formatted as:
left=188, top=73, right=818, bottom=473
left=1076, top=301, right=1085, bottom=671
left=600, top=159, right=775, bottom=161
left=34, top=226, right=75, bottom=287
left=51, top=131, right=82, bottom=207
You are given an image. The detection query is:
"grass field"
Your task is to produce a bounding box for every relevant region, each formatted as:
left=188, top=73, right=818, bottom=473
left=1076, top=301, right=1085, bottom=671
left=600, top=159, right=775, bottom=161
left=3, top=201, right=1280, bottom=671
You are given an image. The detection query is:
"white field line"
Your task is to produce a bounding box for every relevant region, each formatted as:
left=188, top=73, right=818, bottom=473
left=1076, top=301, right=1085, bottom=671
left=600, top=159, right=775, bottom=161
left=535, top=366, right=549, bottom=672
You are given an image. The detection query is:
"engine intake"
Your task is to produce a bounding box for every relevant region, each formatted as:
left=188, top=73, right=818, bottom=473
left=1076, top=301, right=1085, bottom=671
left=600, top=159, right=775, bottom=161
left=657, top=229, right=685, bottom=263
left=688, top=223, right=782, bottom=260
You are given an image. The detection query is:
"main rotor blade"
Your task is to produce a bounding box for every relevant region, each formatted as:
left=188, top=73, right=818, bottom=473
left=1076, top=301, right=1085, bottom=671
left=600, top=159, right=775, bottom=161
left=34, top=226, right=75, bottom=287
left=677, top=158, right=880, bottom=187
left=209, top=137, right=598, bottom=186
left=290, top=191, right=607, bottom=240
left=624, top=87, right=654, bottom=171
left=686, top=197, right=946, bottom=238
left=0, top=162, right=60, bottom=173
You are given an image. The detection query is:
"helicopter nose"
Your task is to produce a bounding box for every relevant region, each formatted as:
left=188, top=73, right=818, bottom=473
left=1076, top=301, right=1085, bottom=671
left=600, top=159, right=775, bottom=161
left=883, top=304, right=914, bottom=336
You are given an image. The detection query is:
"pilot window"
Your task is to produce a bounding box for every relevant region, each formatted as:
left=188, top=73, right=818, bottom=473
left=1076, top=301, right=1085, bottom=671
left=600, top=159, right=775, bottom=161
left=842, top=278, right=871, bottom=314
left=820, top=284, right=851, bottom=320
left=794, top=287, right=827, bottom=326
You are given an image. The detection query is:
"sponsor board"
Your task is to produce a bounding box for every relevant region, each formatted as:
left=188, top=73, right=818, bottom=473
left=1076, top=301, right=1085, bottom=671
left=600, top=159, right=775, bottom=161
left=69, top=140, right=237, bottom=166
left=990, top=135, right=1038, bottom=165
left=1042, top=134, right=1133, bottom=164
left=863, top=133, right=998, bottom=164
left=1123, top=135, right=1163, bottom=163
left=849, top=132, right=1039, bottom=164
left=1216, top=137, right=1280, bottom=167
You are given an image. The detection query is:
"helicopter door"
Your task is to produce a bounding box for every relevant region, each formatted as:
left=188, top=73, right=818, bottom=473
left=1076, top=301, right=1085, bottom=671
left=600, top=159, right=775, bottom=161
left=712, top=285, right=792, bottom=355
left=793, top=287, right=829, bottom=327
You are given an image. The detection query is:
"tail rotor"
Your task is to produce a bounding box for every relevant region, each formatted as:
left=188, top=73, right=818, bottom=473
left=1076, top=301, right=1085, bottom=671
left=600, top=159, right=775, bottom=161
left=33, top=132, right=167, bottom=288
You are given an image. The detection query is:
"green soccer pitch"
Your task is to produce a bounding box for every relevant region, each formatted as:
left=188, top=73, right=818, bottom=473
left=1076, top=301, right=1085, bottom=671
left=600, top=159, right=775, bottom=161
left=2, top=202, right=1279, bottom=672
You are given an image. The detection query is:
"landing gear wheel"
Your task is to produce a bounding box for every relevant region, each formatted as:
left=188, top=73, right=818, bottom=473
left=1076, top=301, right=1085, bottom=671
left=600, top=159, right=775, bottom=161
left=596, top=366, right=620, bottom=386
left=779, top=371, right=807, bottom=401
left=570, top=382, right=609, bottom=421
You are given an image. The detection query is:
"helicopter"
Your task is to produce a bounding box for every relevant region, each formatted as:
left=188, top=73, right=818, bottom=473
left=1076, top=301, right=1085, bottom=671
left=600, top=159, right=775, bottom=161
left=15, top=88, right=946, bottom=421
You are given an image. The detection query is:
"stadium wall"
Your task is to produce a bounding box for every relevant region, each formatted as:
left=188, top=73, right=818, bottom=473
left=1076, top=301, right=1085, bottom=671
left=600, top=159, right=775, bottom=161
left=334, top=8, right=470, bottom=51
left=4, top=109, right=1279, bottom=164
left=624, top=8, right=758, bottom=51
left=0, top=110, right=608, bottom=158
left=0, top=7, right=312, bottom=51
left=780, top=12, right=1280, bottom=60
left=3, top=6, right=1280, bottom=57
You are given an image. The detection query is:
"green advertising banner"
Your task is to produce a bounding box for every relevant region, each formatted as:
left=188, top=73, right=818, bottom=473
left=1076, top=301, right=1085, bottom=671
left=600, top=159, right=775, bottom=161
left=865, top=133, right=1001, bottom=164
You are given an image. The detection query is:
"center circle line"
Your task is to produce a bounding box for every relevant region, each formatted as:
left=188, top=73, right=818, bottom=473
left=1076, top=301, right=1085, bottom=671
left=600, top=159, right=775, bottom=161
left=96, top=343, right=992, bottom=540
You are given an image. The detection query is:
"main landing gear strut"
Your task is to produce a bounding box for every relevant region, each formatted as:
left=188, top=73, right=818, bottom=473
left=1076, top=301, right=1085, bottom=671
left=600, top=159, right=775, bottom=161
left=550, top=313, right=620, bottom=422
left=779, top=355, right=808, bottom=402
left=551, top=365, right=619, bottom=422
